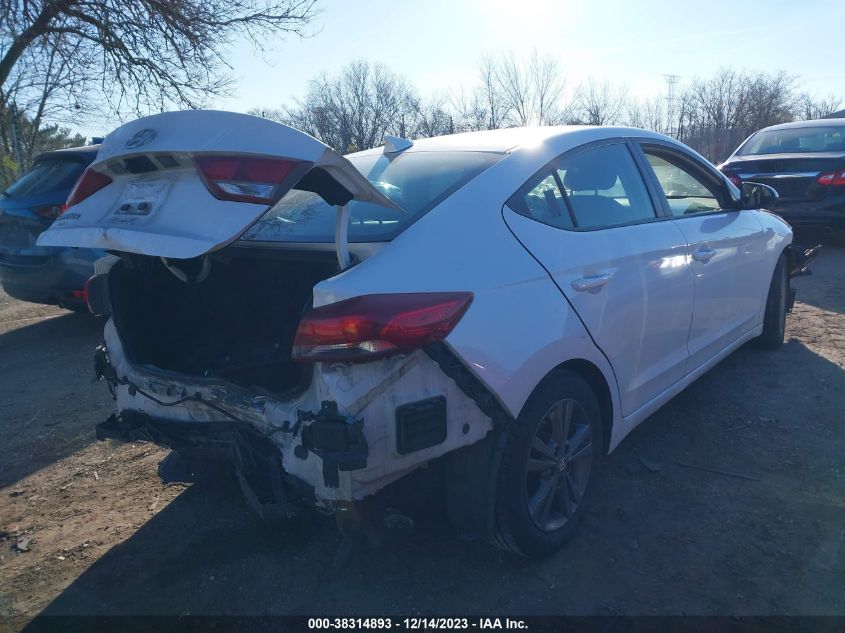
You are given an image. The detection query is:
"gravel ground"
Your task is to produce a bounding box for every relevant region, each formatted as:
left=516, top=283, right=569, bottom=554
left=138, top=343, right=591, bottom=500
left=0, top=240, right=843, bottom=628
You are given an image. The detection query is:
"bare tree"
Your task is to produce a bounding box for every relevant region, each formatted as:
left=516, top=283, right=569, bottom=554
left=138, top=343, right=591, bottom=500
left=575, top=79, right=628, bottom=125
left=449, top=86, right=488, bottom=132
left=625, top=95, right=666, bottom=133
left=495, top=50, right=572, bottom=126
left=675, top=68, right=803, bottom=160
left=745, top=71, right=796, bottom=131
left=795, top=93, right=842, bottom=120
left=270, top=60, right=417, bottom=152
left=478, top=54, right=507, bottom=130
left=497, top=52, right=531, bottom=126
left=0, top=0, right=319, bottom=117
left=0, top=0, right=318, bottom=177
left=409, top=93, right=454, bottom=138
left=254, top=58, right=844, bottom=162
left=528, top=50, right=572, bottom=125
left=0, top=101, right=85, bottom=185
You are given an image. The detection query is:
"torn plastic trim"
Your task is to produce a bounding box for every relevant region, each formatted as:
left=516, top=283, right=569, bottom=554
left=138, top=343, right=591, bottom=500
left=424, top=342, right=515, bottom=431
left=97, top=343, right=369, bottom=492
left=787, top=243, right=822, bottom=278
left=94, top=344, right=259, bottom=424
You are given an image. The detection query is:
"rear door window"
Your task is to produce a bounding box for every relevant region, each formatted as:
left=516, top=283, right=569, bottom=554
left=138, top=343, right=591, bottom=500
left=4, top=156, right=91, bottom=198
left=508, top=142, right=656, bottom=230
left=242, top=151, right=503, bottom=243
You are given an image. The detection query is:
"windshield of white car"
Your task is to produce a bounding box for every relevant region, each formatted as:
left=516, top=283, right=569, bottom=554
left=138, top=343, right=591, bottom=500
left=240, top=151, right=502, bottom=243
left=737, top=125, right=845, bottom=155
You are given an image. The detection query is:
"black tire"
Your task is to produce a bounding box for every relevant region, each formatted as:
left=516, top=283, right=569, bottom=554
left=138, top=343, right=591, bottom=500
left=754, top=254, right=788, bottom=350
left=490, top=370, right=603, bottom=558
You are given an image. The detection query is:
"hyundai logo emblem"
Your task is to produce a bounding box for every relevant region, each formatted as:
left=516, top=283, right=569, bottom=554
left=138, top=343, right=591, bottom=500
left=125, top=128, right=157, bottom=149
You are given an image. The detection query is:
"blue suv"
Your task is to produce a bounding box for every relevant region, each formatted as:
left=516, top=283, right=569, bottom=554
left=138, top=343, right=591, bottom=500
left=0, top=144, right=103, bottom=310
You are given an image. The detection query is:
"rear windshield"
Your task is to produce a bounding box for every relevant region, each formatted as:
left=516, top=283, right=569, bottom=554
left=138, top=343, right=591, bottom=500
left=241, top=151, right=503, bottom=243
left=738, top=125, right=845, bottom=156
left=4, top=156, right=91, bottom=198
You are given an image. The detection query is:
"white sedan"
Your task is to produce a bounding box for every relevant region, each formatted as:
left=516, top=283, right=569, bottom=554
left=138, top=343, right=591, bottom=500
left=40, top=111, right=797, bottom=557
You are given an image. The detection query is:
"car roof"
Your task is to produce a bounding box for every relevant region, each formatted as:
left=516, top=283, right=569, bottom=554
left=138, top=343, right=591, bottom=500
left=756, top=118, right=845, bottom=132
left=35, top=144, right=100, bottom=162
left=350, top=125, right=670, bottom=157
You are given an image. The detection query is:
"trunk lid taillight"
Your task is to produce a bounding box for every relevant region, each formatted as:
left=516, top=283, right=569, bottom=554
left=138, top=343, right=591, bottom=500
left=66, top=169, right=113, bottom=207
left=195, top=155, right=301, bottom=205
left=292, top=292, right=473, bottom=363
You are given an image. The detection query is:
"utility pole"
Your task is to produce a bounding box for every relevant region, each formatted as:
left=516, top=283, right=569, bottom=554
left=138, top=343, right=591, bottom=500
left=663, top=74, right=680, bottom=138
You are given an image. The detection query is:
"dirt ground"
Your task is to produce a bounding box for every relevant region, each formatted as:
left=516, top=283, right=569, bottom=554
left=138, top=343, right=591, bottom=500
left=0, top=238, right=843, bottom=628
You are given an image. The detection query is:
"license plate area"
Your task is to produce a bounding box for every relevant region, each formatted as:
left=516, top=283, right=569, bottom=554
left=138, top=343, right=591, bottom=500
left=107, top=179, right=171, bottom=226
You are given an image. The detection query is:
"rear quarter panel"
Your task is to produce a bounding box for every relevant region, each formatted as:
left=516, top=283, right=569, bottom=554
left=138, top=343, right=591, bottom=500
left=312, top=149, right=622, bottom=442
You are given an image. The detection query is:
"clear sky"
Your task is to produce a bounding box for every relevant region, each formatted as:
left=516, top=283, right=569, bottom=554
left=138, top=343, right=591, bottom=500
left=211, top=0, right=845, bottom=114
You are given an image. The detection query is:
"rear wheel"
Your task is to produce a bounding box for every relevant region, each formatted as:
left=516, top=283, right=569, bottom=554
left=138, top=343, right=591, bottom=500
left=491, top=371, right=602, bottom=558
left=754, top=255, right=788, bottom=350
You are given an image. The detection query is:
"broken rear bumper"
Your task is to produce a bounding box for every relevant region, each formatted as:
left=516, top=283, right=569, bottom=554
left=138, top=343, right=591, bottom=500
left=786, top=243, right=821, bottom=278
left=96, top=318, right=495, bottom=509
left=96, top=410, right=318, bottom=518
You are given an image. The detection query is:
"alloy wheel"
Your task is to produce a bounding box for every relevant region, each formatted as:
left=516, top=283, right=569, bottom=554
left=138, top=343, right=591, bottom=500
left=524, top=398, right=594, bottom=532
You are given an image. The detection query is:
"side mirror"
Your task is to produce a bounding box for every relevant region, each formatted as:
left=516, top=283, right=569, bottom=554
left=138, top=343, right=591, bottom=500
left=741, top=181, right=779, bottom=209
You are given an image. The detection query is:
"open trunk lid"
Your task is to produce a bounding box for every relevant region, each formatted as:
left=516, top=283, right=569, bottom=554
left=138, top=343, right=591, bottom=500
left=37, top=111, right=401, bottom=260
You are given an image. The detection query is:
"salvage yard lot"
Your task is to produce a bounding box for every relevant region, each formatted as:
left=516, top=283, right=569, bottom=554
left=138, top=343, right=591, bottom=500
left=1, top=241, right=844, bottom=625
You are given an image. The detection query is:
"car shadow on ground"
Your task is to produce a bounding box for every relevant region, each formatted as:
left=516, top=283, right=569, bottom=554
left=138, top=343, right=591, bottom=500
left=21, top=336, right=845, bottom=621
left=0, top=312, right=110, bottom=487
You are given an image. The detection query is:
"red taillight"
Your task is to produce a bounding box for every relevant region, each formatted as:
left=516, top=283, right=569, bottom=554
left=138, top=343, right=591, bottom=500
left=66, top=169, right=113, bottom=207
left=293, top=292, right=474, bottom=363
left=33, top=203, right=68, bottom=219
left=68, top=288, right=88, bottom=303
left=816, top=169, right=845, bottom=186
left=718, top=166, right=741, bottom=188
left=195, top=155, right=300, bottom=205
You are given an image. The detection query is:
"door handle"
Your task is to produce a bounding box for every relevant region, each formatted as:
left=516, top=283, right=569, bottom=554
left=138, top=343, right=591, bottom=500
left=571, top=273, right=612, bottom=292
left=692, top=247, right=716, bottom=263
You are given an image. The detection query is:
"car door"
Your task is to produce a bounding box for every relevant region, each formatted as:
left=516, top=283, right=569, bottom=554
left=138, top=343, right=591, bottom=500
left=635, top=142, right=768, bottom=373
left=37, top=110, right=401, bottom=260
left=503, top=139, right=694, bottom=417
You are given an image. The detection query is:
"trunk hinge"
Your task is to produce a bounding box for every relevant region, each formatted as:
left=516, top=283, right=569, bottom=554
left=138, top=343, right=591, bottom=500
left=335, top=203, right=350, bottom=270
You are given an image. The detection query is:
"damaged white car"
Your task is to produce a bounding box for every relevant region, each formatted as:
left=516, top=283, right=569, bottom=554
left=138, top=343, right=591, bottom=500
left=39, top=111, right=808, bottom=557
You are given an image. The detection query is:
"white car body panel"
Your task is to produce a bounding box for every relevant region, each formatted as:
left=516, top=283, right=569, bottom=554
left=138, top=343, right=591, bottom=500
left=503, top=210, right=694, bottom=417
left=672, top=211, right=768, bottom=372
left=309, top=140, right=623, bottom=427
left=39, top=114, right=796, bottom=507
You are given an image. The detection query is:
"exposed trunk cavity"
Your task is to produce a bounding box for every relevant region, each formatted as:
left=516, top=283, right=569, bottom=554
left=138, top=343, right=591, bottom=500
left=108, top=249, right=339, bottom=394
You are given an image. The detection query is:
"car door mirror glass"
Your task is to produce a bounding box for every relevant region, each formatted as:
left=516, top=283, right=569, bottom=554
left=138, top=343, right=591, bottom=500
left=741, top=182, right=779, bottom=209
